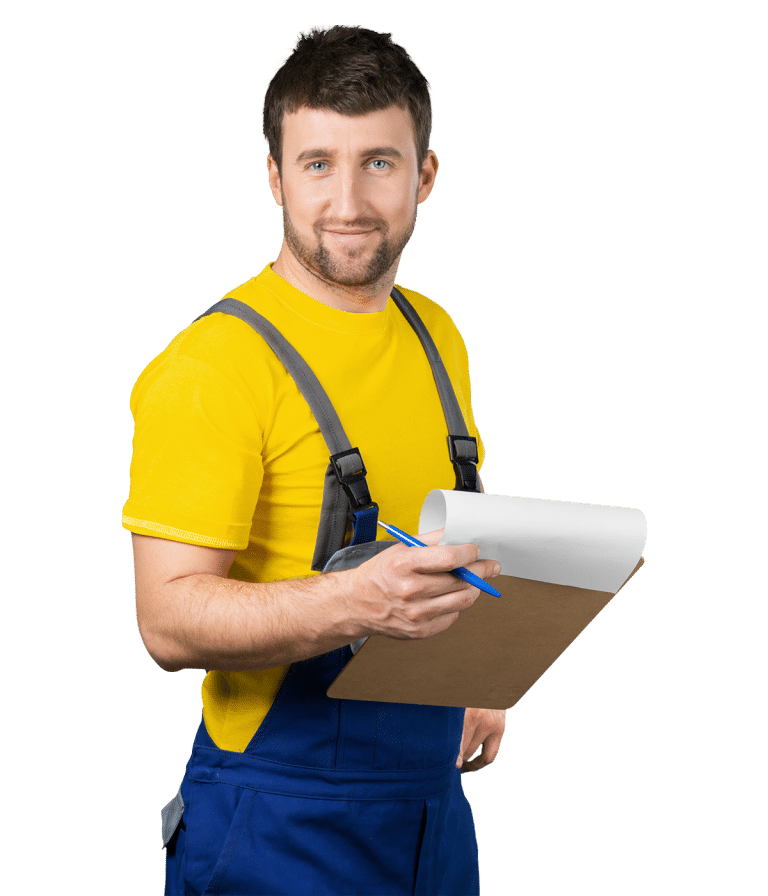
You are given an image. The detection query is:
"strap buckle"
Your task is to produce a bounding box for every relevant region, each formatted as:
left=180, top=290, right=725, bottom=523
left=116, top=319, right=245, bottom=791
left=329, top=448, right=374, bottom=510
left=329, top=448, right=379, bottom=546
left=448, top=435, right=479, bottom=492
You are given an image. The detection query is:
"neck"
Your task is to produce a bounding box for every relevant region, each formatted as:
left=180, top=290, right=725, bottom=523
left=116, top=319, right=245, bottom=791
left=271, top=242, right=398, bottom=313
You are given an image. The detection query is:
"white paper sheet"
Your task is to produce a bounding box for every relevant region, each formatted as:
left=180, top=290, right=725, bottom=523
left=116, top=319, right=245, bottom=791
left=419, top=490, right=646, bottom=594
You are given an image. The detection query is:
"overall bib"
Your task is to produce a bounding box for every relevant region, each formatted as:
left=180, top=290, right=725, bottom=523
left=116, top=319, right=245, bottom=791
left=161, top=290, right=482, bottom=896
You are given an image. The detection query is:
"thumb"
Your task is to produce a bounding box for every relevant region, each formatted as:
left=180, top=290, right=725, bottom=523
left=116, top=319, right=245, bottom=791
left=415, top=527, right=445, bottom=546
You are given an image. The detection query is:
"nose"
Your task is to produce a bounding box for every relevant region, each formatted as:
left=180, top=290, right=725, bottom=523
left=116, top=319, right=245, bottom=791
left=329, top=165, right=369, bottom=223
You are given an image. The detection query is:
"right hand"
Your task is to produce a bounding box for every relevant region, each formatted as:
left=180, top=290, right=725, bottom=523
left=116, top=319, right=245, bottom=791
left=346, top=529, right=502, bottom=641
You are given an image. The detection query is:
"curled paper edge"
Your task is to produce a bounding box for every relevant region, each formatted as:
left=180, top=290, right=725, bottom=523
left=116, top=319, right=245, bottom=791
left=419, top=489, right=646, bottom=594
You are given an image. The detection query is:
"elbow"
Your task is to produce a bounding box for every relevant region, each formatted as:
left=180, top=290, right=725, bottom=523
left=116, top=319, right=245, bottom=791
left=137, top=614, right=187, bottom=673
left=144, top=633, right=186, bottom=673
left=150, top=647, right=185, bottom=674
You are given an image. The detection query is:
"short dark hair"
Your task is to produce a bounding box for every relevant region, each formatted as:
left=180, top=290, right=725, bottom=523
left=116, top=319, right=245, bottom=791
left=264, top=26, right=431, bottom=173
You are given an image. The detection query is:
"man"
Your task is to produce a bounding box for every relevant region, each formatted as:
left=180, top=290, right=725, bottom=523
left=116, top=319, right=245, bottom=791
left=125, top=26, right=505, bottom=895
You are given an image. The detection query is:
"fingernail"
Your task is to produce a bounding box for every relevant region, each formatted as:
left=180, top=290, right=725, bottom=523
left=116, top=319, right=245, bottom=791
left=493, top=563, right=501, bottom=576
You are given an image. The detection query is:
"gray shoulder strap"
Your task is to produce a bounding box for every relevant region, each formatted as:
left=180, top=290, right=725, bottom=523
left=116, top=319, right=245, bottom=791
left=390, top=288, right=479, bottom=491
left=389, top=288, right=469, bottom=437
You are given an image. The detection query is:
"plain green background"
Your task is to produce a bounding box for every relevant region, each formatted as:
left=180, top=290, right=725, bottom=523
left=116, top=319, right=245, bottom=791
left=3, top=1, right=765, bottom=893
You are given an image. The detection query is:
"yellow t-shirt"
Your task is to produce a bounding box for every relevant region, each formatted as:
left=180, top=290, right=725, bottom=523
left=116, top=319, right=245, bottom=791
left=123, top=264, right=484, bottom=751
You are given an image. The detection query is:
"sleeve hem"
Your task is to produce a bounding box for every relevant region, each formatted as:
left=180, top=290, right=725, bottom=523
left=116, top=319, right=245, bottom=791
left=122, top=515, right=245, bottom=550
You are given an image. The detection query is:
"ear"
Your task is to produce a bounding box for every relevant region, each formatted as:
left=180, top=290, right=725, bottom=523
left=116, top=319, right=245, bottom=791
left=267, top=154, right=283, bottom=207
left=417, top=150, right=439, bottom=204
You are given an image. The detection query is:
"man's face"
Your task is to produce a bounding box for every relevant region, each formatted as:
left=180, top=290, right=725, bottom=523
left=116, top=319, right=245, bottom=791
left=269, top=105, right=437, bottom=290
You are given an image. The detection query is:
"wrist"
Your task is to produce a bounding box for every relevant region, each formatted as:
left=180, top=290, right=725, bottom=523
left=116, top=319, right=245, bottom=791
left=322, top=567, right=377, bottom=641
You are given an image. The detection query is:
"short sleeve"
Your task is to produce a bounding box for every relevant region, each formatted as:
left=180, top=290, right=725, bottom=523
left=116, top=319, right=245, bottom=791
left=122, top=352, right=264, bottom=549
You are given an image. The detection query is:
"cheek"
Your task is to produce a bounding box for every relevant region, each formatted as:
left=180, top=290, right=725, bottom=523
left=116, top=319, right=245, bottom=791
left=381, top=184, right=418, bottom=222
left=283, top=188, right=324, bottom=229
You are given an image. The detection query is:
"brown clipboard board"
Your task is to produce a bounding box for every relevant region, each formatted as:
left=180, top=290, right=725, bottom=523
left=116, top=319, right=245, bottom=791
left=326, top=558, right=644, bottom=710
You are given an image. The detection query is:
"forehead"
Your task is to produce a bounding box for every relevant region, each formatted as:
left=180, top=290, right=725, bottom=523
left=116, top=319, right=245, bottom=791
left=281, top=105, right=418, bottom=160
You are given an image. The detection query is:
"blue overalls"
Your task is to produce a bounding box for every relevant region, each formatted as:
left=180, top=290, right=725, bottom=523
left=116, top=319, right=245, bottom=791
left=161, top=290, right=483, bottom=896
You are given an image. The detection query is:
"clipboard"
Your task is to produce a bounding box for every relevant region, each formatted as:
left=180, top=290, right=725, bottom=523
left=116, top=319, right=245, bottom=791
left=326, top=558, right=643, bottom=709
left=326, top=490, right=646, bottom=709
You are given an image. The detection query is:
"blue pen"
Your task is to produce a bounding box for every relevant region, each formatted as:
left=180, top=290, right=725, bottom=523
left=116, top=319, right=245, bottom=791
left=377, top=521, right=502, bottom=598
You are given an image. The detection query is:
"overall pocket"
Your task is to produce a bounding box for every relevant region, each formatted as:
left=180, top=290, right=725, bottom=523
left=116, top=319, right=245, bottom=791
left=213, top=788, right=429, bottom=896
left=183, top=781, right=255, bottom=896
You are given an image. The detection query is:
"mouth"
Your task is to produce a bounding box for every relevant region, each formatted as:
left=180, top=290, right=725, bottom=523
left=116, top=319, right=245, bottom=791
left=323, top=229, right=378, bottom=246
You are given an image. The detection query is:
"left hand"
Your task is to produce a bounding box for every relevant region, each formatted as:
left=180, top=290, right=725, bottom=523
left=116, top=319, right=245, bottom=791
left=456, top=707, right=506, bottom=772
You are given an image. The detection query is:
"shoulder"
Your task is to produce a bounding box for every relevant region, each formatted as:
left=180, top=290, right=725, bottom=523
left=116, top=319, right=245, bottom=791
left=129, top=276, right=285, bottom=428
left=139, top=276, right=285, bottom=381
left=393, top=284, right=469, bottom=360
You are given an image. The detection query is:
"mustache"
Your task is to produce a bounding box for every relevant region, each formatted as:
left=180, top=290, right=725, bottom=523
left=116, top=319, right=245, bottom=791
left=315, top=217, right=388, bottom=232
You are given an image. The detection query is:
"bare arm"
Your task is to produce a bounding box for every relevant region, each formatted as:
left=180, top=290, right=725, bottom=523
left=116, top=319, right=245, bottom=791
left=132, top=531, right=500, bottom=673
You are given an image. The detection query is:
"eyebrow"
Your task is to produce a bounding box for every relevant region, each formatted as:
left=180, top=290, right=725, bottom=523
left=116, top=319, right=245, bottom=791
left=295, top=146, right=404, bottom=164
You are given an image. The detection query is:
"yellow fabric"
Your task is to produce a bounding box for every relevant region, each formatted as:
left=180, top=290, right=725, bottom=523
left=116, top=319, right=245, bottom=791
left=123, top=263, right=484, bottom=752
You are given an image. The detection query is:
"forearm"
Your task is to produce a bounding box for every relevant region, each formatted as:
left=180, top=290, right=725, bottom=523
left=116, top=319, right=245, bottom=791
left=134, top=531, right=500, bottom=674
left=144, top=570, right=362, bottom=673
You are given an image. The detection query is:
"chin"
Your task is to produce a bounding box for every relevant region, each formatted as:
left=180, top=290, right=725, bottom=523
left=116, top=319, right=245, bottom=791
left=316, top=248, right=391, bottom=288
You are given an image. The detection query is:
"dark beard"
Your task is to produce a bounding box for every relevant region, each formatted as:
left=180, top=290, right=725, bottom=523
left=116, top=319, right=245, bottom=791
left=282, top=206, right=417, bottom=289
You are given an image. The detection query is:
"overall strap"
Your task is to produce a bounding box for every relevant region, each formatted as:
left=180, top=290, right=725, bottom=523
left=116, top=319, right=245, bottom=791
left=390, top=288, right=480, bottom=493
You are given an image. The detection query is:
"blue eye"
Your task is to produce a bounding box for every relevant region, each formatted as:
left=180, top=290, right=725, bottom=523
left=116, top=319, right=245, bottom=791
left=370, top=159, right=389, bottom=169
left=309, top=161, right=327, bottom=171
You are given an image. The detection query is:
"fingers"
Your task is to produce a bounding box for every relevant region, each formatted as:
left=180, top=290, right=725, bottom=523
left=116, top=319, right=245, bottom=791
left=468, top=558, right=503, bottom=580
left=414, top=528, right=445, bottom=546
left=457, top=708, right=506, bottom=772
left=355, top=536, right=502, bottom=641
left=460, top=742, right=498, bottom=773
left=390, top=530, right=501, bottom=582
left=457, top=710, right=478, bottom=765
left=406, top=542, right=484, bottom=575
left=408, top=555, right=502, bottom=595
left=383, top=542, right=501, bottom=611
left=399, top=528, right=484, bottom=571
